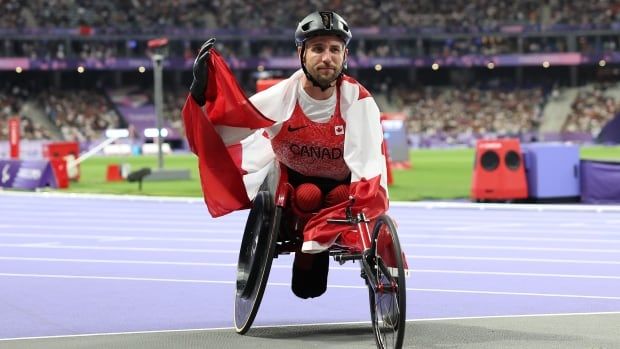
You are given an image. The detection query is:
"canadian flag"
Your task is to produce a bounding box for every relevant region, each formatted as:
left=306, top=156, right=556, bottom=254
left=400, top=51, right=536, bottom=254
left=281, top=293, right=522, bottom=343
left=334, top=125, right=344, bottom=135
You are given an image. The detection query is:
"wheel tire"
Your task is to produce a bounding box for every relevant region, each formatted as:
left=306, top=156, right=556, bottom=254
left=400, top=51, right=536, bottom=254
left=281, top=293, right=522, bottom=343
left=368, top=215, right=406, bottom=349
left=234, top=191, right=281, bottom=334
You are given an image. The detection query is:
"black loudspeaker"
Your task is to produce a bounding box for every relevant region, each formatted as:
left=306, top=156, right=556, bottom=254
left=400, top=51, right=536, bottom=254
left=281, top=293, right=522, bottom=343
left=127, top=167, right=152, bottom=191
left=471, top=139, right=528, bottom=201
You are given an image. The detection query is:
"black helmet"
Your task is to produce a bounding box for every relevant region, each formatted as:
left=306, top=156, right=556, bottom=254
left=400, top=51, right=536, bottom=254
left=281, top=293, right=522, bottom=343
left=295, top=11, right=352, bottom=47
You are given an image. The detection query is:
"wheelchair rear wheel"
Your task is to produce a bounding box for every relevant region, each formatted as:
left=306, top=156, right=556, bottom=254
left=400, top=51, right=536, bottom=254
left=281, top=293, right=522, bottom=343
left=367, top=215, right=406, bottom=349
left=234, top=191, right=281, bottom=334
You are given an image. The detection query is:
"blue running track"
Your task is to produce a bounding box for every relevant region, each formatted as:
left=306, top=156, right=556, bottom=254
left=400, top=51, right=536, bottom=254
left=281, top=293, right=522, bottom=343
left=1, top=192, right=619, bottom=339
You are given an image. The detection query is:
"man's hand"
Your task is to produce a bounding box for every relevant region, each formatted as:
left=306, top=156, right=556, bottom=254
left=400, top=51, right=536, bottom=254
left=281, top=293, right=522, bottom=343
left=189, top=38, right=216, bottom=106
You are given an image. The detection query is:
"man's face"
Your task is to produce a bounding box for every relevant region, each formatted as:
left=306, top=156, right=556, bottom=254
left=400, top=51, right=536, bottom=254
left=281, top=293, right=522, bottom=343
left=299, top=36, right=347, bottom=86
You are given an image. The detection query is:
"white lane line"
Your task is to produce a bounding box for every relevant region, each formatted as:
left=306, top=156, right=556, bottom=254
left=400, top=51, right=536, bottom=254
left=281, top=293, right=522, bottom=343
left=411, top=224, right=620, bottom=232
left=1, top=215, right=614, bottom=228
left=409, top=215, right=608, bottom=226
left=0, top=225, right=234, bottom=234
left=434, top=228, right=620, bottom=237
left=2, top=242, right=620, bottom=254
left=4, top=225, right=619, bottom=240
left=398, top=234, right=620, bottom=244
left=4, top=232, right=620, bottom=245
left=411, top=269, right=620, bottom=280
left=2, top=310, right=620, bottom=342
left=2, top=257, right=619, bottom=280
left=0, top=244, right=237, bottom=253
left=3, top=198, right=618, bottom=219
left=441, top=224, right=525, bottom=231
left=0, top=213, right=614, bottom=229
left=0, top=217, right=228, bottom=226
left=0, top=257, right=239, bottom=267
left=0, top=220, right=610, bottom=231
left=0, top=233, right=240, bottom=243
left=395, top=214, right=617, bottom=221
left=3, top=213, right=615, bottom=227
left=0, top=203, right=207, bottom=212
left=1, top=273, right=619, bottom=300
left=411, top=255, right=620, bottom=265
left=3, top=228, right=620, bottom=243
left=0, top=191, right=205, bottom=202
left=392, top=201, right=620, bottom=212
left=4, top=255, right=620, bottom=267
left=443, top=224, right=611, bottom=231
left=409, top=288, right=620, bottom=300
left=16, top=242, right=61, bottom=247
left=401, top=243, right=620, bottom=254
left=2, top=216, right=615, bottom=234
left=4, top=191, right=620, bottom=212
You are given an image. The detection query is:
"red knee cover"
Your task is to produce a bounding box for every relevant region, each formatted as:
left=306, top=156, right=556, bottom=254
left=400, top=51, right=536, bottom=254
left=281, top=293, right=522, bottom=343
left=324, top=184, right=349, bottom=207
left=295, top=183, right=323, bottom=212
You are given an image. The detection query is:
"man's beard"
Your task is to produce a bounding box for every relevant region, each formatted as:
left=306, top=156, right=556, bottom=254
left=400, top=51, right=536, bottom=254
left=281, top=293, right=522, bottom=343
left=311, top=66, right=340, bottom=87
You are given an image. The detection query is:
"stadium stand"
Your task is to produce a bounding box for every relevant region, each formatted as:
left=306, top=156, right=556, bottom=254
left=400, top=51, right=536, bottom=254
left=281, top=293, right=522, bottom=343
left=393, top=86, right=544, bottom=146
left=1, top=0, right=620, bottom=147
left=0, top=85, right=53, bottom=140
left=562, top=83, right=620, bottom=138
left=2, top=1, right=619, bottom=32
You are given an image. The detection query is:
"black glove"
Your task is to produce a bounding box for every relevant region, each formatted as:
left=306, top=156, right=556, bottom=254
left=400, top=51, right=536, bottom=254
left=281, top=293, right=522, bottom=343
left=189, top=38, right=216, bottom=106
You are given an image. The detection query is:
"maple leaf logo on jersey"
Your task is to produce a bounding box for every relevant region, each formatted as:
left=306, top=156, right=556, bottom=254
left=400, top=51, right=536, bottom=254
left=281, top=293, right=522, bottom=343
left=334, top=125, right=344, bottom=135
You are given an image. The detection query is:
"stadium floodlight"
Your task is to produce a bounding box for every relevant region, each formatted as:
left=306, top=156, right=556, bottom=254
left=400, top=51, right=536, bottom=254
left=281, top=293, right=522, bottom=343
left=105, top=128, right=130, bottom=138
left=143, top=128, right=168, bottom=138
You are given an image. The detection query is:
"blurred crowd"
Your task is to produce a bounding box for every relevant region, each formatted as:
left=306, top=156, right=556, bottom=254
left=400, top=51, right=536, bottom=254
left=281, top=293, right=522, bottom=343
left=163, top=89, right=187, bottom=137
left=1, top=0, right=619, bottom=32
left=2, top=82, right=618, bottom=145
left=1, top=81, right=123, bottom=142
left=2, top=1, right=620, bottom=60
left=0, top=86, right=53, bottom=140
left=562, top=84, right=620, bottom=137
left=1, top=1, right=619, bottom=145
left=393, top=86, right=544, bottom=146
left=39, top=89, right=121, bottom=142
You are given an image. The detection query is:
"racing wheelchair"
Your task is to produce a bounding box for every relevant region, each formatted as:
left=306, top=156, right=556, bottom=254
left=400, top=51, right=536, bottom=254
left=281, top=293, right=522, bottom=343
left=234, top=162, right=408, bottom=349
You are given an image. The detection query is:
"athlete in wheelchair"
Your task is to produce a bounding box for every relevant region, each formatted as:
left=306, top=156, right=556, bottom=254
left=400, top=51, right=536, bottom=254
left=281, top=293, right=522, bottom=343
left=182, top=11, right=409, bottom=349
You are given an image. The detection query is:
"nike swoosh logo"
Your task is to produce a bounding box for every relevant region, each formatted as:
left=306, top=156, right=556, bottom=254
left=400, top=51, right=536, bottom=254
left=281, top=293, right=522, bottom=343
left=287, top=125, right=309, bottom=132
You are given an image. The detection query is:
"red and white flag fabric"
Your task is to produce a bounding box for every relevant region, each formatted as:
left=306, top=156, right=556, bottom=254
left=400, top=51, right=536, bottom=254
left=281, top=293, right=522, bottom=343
left=182, top=49, right=389, bottom=253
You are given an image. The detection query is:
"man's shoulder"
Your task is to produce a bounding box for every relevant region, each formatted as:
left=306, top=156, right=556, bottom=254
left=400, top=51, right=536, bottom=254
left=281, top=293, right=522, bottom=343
left=249, top=70, right=302, bottom=123
left=338, top=75, right=379, bottom=120
left=340, top=75, right=372, bottom=101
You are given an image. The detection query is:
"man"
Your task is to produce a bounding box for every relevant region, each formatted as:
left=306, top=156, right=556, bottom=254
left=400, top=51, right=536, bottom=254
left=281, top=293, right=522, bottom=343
left=182, top=11, right=388, bottom=299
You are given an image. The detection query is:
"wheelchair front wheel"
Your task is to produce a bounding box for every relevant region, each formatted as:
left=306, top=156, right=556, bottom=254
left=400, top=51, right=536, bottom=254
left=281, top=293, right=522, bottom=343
left=367, top=215, right=406, bottom=349
left=234, top=191, right=281, bottom=334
